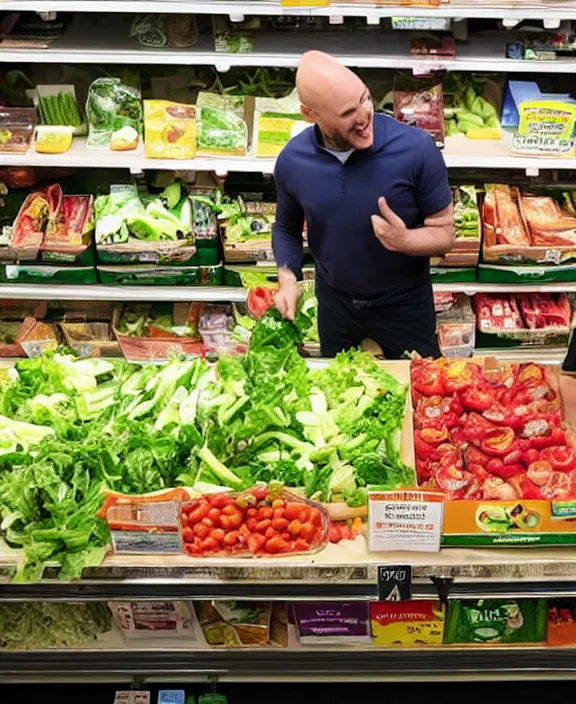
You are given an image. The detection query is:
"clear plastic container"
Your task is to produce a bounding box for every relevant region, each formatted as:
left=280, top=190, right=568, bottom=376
left=0, top=108, right=35, bottom=153
left=180, top=487, right=329, bottom=558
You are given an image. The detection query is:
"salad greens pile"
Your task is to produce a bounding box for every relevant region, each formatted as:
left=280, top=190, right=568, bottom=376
left=0, top=311, right=411, bottom=581
left=0, top=601, right=111, bottom=649
left=452, top=185, right=480, bottom=240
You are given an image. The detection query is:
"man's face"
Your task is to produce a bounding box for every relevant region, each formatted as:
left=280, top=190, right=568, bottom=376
left=309, top=85, right=374, bottom=151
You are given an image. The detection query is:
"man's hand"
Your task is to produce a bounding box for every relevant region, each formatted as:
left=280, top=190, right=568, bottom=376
left=372, top=198, right=455, bottom=257
left=275, top=268, right=300, bottom=321
left=371, top=197, right=411, bottom=253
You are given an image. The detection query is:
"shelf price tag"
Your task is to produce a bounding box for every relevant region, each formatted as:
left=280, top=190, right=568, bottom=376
left=392, top=17, right=451, bottom=31
left=368, top=489, right=444, bottom=553
left=377, top=564, right=412, bottom=601
left=282, top=0, right=330, bottom=6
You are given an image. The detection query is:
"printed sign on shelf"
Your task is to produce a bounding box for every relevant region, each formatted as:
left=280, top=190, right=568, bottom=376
left=377, top=564, right=412, bottom=601
left=368, top=489, right=445, bottom=553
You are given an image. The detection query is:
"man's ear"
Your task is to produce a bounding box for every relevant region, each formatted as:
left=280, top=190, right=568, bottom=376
left=301, top=104, right=315, bottom=123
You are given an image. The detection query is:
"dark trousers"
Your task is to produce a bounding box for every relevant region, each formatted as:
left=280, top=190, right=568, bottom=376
left=316, top=273, right=440, bottom=359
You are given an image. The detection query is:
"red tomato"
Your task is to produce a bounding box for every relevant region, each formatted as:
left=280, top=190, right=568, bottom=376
left=210, top=528, right=225, bottom=543
left=201, top=517, right=213, bottom=528
left=284, top=502, right=307, bottom=521
left=309, top=509, right=323, bottom=527
left=265, top=527, right=277, bottom=539
left=221, top=514, right=242, bottom=530
left=193, top=523, right=209, bottom=539
left=328, top=523, right=342, bottom=543
left=247, top=508, right=258, bottom=518
left=208, top=493, right=229, bottom=509
left=272, top=499, right=285, bottom=510
left=338, top=523, right=354, bottom=541
left=247, top=518, right=258, bottom=532
left=223, top=531, right=240, bottom=547
left=247, top=533, right=266, bottom=554
left=486, top=458, right=524, bottom=480
left=293, top=538, right=310, bottom=552
left=271, top=517, right=289, bottom=532
left=200, top=537, right=219, bottom=552
left=300, top=522, right=316, bottom=542
left=182, top=526, right=194, bottom=542
left=185, top=543, right=201, bottom=555
left=255, top=519, right=272, bottom=533
left=288, top=520, right=302, bottom=537
left=187, top=511, right=204, bottom=527
left=265, top=536, right=290, bottom=554
left=251, top=486, right=269, bottom=502
left=298, top=509, right=310, bottom=523
left=182, top=502, right=197, bottom=516
left=207, top=508, right=221, bottom=525
left=272, top=508, right=284, bottom=520
left=222, top=504, right=241, bottom=517
left=257, top=506, right=273, bottom=520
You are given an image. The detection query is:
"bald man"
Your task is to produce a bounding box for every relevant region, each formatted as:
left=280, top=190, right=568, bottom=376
left=272, top=51, right=455, bottom=358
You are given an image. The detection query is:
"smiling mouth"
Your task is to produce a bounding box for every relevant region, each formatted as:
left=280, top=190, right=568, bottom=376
left=352, top=118, right=372, bottom=139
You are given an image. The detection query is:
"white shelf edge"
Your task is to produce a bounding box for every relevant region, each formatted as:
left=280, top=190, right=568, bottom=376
left=0, top=284, right=247, bottom=302
left=4, top=0, right=576, bottom=20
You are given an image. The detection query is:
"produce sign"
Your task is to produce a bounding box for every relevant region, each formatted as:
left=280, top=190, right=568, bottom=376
left=0, top=309, right=411, bottom=580
left=412, top=358, right=574, bottom=501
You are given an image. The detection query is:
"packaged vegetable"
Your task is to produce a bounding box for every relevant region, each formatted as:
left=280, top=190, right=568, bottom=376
left=294, top=602, right=371, bottom=644
left=34, top=125, right=73, bottom=154
left=195, top=601, right=287, bottom=648
left=393, top=73, right=445, bottom=148
left=0, top=107, right=35, bottom=153
left=196, top=92, right=248, bottom=157
left=28, top=84, right=85, bottom=135
left=180, top=486, right=329, bottom=558
left=253, top=89, right=306, bottom=158
left=443, top=73, right=502, bottom=139
left=212, top=16, right=257, bottom=53
left=144, top=100, right=196, bottom=159
left=444, top=599, right=546, bottom=645
left=130, top=14, right=198, bottom=48
left=371, top=600, right=445, bottom=647
left=110, top=601, right=199, bottom=639
left=547, top=600, right=576, bottom=646
left=85, top=78, right=143, bottom=151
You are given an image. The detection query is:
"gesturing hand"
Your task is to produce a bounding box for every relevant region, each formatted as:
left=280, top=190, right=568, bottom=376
left=371, top=197, right=411, bottom=253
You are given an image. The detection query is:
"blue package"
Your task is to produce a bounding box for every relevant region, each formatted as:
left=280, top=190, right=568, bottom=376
left=501, top=81, right=542, bottom=128
left=158, top=692, right=185, bottom=704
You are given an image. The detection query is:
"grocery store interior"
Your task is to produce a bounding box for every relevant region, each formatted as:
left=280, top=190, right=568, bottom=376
left=6, top=0, right=576, bottom=697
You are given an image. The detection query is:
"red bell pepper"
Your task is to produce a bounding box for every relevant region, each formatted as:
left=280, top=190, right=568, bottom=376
left=482, top=403, right=524, bottom=432
left=414, top=431, right=440, bottom=461
left=464, top=445, right=490, bottom=469
left=461, top=385, right=496, bottom=413
left=444, top=360, right=481, bottom=394
left=420, top=427, right=450, bottom=446
left=526, top=426, right=566, bottom=450
left=411, top=359, right=445, bottom=398
left=486, top=458, right=525, bottom=480
left=415, top=396, right=460, bottom=430
left=461, top=412, right=497, bottom=446
left=539, top=446, right=576, bottom=473
left=540, top=472, right=574, bottom=500
left=518, top=363, right=545, bottom=386
left=510, top=474, right=545, bottom=500
left=526, top=460, right=553, bottom=487
left=480, top=427, right=516, bottom=458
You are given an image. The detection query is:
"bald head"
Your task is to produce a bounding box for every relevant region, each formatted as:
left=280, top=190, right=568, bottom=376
left=296, top=51, right=363, bottom=111
left=295, top=51, right=375, bottom=151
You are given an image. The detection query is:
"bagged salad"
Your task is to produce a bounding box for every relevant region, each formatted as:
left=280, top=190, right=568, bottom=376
left=196, top=92, right=248, bottom=157
left=86, top=77, right=143, bottom=151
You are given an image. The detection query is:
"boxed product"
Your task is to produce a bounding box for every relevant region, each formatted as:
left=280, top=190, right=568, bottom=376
left=294, top=602, right=370, bottom=645
left=198, top=303, right=246, bottom=356
left=431, top=186, right=481, bottom=268
left=97, top=263, right=223, bottom=286
left=436, top=293, right=476, bottom=357
left=444, top=599, right=547, bottom=645
left=411, top=357, right=576, bottom=546
left=94, top=183, right=196, bottom=266
left=0, top=300, right=47, bottom=357
left=0, top=107, right=35, bottom=153
left=144, top=100, right=196, bottom=160
left=370, top=600, right=445, bottom=647
left=481, top=184, right=576, bottom=281
left=0, top=264, right=97, bottom=285
left=34, top=126, right=74, bottom=155
left=16, top=317, right=59, bottom=357
left=252, top=90, right=307, bottom=158
left=547, top=599, right=576, bottom=646
left=194, top=601, right=287, bottom=648
left=112, top=303, right=203, bottom=362
left=110, top=602, right=200, bottom=639
left=59, top=321, right=121, bottom=358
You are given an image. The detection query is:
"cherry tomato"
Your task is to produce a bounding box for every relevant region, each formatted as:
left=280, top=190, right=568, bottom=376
left=288, top=520, right=302, bottom=537
left=338, top=523, right=354, bottom=541
left=201, top=517, right=213, bottom=528
left=239, top=523, right=251, bottom=536
left=185, top=543, right=202, bottom=555
left=294, top=538, right=309, bottom=552
left=247, top=517, right=258, bottom=532
left=201, top=537, right=219, bottom=552
left=252, top=486, right=268, bottom=502
left=207, top=508, right=221, bottom=525
left=247, top=533, right=266, bottom=554
left=247, top=508, right=258, bottom=518
left=328, top=524, right=342, bottom=543
left=182, top=502, right=197, bottom=516
left=187, top=509, right=206, bottom=525
left=298, top=509, right=310, bottom=523
left=223, top=531, right=240, bottom=546
left=271, top=517, right=289, bottom=532
left=272, top=499, right=285, bottom=510
left=193, top=523, right=209, bottom=539
left=272, top=508, right=285, bottom=520
left=284, top=502, right=306, bottom=521
left=309, top=509, right=323, bottom=527
left=255, top=519, right=272, bottom=533
left=300, top=522, right=316, bottom=542
left=210, top=528, right=225, bottom=543
left=182, top=526, right=194, bottom=542
left=222, top=504, right=242, bottom=517
left=257, top=506, right=273, bottom=520
left=265, top=527, right=277, bottom=539
left=265, top=536, right=290, bottom=554
left=208, top=493, right=229, bottom=509
left=221, top=514, right=242, bottom=531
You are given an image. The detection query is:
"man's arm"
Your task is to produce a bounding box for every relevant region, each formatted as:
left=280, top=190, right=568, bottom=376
left=272, top=159, right=305, bottom=320
left=372, top=199, right=455, bottom=256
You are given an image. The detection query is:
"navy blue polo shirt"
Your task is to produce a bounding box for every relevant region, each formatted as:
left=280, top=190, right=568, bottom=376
left=272, top=113, right=452, bottom=299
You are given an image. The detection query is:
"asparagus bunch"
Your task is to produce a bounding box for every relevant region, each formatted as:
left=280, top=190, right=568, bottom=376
left=38, top=91, right=83, bottom=127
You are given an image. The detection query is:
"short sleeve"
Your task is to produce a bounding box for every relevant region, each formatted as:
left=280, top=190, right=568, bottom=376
left=415, top=133, right=452, bottom=218
left=562, top=329, right=576, bottom=374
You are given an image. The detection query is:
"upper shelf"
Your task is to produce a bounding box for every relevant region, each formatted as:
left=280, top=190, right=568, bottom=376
left=0, top=133, right=573, bottom=173
left=1, top=20, right=575, bottom=74
left=4, top=0, right=576, bottom=20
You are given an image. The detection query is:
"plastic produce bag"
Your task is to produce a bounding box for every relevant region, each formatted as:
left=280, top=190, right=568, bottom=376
left=196, top=92, right=248, bottom=157
left=393, top=73, right=445, bottom=148
left=85, top=77, right=143, bottom=151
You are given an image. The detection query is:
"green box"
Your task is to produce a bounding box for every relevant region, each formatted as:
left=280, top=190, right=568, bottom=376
left=97, top=264, right=224, bottom=286
left=430, top=267, right=477, bottom=283
left=0, top=265, right=97, bottom=285
left=444, top=599, right=547, bottom=645
left=478, top=263, right=576, bottom=283
left=39, top=245, right=96, bottom=267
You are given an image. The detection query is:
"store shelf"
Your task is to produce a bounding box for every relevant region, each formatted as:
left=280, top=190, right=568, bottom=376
left=0, top=133, right=573, bottom=173
left=1, top=20, right=575, bottom=74
left=0, top=284, right=247, bottom=302
left=3, top=644, right=576, bottom=679
left=5, top=0, right=576, bottom=20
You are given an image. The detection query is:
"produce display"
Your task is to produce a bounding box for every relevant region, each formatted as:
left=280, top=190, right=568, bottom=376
left=411, top=358, right=575, bottom=500
left=0, top=309, right=411, bottom=579
left=444, top=73, right=502, bottom=138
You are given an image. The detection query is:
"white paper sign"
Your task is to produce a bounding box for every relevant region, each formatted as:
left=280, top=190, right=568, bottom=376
left=368, top=490, right=444, bottom=553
